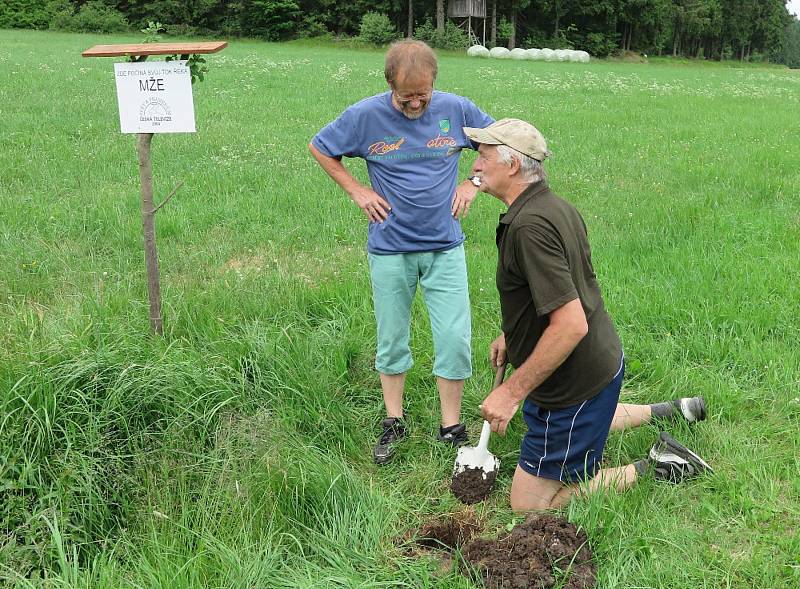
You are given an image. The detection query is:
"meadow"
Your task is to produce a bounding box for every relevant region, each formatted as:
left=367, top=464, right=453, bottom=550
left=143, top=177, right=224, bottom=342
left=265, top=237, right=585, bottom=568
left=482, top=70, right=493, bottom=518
left=1, top=29, right=799, bottom=588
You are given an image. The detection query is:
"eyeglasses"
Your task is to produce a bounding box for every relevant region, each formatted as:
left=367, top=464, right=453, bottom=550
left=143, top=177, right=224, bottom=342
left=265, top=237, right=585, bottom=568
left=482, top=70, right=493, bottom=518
left=393, top=91, right=432, bottom=105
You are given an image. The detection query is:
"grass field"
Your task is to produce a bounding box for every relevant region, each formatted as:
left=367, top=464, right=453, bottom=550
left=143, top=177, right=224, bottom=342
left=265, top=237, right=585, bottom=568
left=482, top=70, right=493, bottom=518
left=1, top=29, right=799, bottom=588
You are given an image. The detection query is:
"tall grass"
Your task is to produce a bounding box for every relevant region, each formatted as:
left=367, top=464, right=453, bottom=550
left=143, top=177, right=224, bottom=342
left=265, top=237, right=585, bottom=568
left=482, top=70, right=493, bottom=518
left=1, top=29, right=799, bottom=587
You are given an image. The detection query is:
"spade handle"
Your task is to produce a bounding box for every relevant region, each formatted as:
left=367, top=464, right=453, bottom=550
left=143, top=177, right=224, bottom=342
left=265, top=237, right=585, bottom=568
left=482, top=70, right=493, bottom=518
left=477, top=364, right=507, bottom=452
left=477, top=420, right=492, bottom=452
left=492, top=363, right=507, bottom=389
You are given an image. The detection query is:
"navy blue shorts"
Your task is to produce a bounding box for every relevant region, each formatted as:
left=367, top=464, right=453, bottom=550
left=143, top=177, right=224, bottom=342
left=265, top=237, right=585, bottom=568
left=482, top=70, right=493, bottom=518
left=518, top=356, right=624, bottom=483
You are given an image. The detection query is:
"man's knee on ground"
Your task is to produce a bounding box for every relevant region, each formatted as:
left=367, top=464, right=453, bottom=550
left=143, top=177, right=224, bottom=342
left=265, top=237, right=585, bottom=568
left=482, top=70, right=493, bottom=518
left=510, top=466, right=566, bottom=512
left=510, top=494, right=556, bottom=512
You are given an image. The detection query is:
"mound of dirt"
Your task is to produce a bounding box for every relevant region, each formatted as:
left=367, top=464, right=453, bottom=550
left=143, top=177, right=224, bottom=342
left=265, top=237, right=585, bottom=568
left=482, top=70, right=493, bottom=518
left=462, top=513, right=595, bottom=589
left=616, top=49, right=648, bottom=62
left=451, top=467, right=497, bottom=504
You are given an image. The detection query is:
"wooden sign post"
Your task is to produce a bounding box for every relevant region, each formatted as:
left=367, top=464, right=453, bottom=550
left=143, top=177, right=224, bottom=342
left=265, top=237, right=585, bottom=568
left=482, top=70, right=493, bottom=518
left=83, top=42, right=226, bottom=335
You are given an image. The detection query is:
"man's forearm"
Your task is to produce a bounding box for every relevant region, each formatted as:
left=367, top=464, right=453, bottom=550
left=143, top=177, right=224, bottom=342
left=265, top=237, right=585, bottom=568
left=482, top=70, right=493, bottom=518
left=504, top=320, right=586, bottom=403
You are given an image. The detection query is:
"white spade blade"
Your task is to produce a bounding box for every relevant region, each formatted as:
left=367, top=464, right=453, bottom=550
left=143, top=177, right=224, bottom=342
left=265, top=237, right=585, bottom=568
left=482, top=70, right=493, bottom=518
left=453, top=421, right=499, bottom=476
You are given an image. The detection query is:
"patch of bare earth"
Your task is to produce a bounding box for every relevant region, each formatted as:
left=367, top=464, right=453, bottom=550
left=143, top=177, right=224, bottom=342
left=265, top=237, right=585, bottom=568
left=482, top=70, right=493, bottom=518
left=404, top=509, right=483, bottom=576
left=462, top=513, right=596, bottom=589
left=416, top=512, right=482, bottom=551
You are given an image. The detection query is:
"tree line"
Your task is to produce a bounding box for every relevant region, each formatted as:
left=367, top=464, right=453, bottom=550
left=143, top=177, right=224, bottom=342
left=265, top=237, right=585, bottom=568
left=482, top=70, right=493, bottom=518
left=2, top=0, right=799, bottom=65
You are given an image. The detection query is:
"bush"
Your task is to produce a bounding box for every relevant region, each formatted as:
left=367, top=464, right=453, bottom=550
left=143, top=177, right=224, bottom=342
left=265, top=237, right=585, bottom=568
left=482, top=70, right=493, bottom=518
left=1, top=0, right=65, bottom=30
left=240, top=0, right=301, bottom=41
left=414, top=18, right=468, bottom=50
left=164, top=23, right=199, bottom=37
left=580, top=31, right=619, bottom=57
left=496, top=16, right=513, bottom=45
left=73, top=1, right=128, bottom=33
left=297, top=13, right=330, bottom=38
left=359, top=12, right=399, bottom=45
left=523, top=27, right=574, bottom=50
left=50, top=0, right=129, bottom=33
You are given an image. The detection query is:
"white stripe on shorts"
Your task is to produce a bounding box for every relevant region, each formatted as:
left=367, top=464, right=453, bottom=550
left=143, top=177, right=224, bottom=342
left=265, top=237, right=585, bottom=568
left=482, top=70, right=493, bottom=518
left=536, top=410, right=551, bottom=476
left=560, top=399, right=588, bottom=481
left=612, top=354, right=624, bottom=381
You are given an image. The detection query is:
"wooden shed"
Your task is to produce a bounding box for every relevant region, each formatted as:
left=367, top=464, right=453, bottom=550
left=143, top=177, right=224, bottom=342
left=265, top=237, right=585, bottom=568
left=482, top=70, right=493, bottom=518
left=448, top=0, right=487, bottom=45
left=448, top=0, right=486, bottom=19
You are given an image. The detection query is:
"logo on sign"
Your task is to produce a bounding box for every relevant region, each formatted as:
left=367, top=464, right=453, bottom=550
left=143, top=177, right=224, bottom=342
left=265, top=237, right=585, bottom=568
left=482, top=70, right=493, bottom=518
left=139, top=97, right=173, bottom=126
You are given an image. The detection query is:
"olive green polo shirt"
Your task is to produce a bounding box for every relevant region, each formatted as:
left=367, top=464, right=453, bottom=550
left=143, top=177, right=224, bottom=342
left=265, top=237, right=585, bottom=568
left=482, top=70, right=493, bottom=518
left=495, top=180, right=622, bottom=409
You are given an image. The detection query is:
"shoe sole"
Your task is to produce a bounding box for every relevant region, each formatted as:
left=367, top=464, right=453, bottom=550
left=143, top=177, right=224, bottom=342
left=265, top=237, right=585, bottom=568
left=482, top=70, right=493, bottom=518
left=678, top=397, right=707, bottom=422
left=653, top=432, right=713, bottom=473
left=437, top=436, right=469, bottom=447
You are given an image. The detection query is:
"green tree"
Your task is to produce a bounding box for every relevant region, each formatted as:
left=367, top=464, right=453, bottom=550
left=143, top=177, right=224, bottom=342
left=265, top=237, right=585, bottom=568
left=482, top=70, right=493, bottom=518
left=670, top=0, right=717, bottom=57
left=240, top=0, right=300, bottom=40
left=780, top=17, right=800, bottom=67
left=753, top=0, right=791, bottom=61
left=617, top=0, right=673, bottom=53
left=721, top=0, right=757, bottom=59
left=507, top=0, right=532, bottom=48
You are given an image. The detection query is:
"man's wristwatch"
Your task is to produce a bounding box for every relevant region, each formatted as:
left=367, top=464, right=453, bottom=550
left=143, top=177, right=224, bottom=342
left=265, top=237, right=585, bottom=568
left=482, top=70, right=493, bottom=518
left=468, top=175, right=482, bottom=187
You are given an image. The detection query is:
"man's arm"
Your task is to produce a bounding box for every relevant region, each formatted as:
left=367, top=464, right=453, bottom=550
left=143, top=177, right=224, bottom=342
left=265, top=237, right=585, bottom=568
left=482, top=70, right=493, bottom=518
left=451, top=178, right=480, bottom=219
left=453, top=97, right=494, bottom=220
left=481, top=297, right=588, bottom=435
left=308, top=143, right=391, bottom=223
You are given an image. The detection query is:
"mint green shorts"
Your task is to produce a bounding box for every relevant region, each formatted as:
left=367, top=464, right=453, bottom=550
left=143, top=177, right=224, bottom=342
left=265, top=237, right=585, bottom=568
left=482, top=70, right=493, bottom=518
left=368, top=245, right=472, bottom=380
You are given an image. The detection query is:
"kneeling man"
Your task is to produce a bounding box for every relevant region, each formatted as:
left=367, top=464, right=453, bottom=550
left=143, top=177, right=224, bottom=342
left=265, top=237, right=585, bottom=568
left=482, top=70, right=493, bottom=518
left=465, top=119, right=713, bottom=511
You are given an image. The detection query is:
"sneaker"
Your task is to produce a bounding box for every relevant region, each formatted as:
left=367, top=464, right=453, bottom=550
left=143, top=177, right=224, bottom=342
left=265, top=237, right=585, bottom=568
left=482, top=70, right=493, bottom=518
left=649, top=432, right=713, bottom=483
left=673, top=397, right=707, bottom=423
left=437, top=423, right=468, bottom=447
left=373, top=417, right=407, bottom=465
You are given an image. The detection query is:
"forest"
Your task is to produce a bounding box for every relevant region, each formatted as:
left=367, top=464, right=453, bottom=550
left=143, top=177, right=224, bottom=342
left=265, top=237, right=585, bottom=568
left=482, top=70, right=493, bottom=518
left=2, top=1, right=800, bottom=67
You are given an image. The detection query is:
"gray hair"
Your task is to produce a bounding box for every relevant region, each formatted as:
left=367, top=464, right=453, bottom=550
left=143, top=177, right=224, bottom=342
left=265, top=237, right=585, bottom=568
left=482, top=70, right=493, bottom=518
left=496, top=144, right=546, bottom=183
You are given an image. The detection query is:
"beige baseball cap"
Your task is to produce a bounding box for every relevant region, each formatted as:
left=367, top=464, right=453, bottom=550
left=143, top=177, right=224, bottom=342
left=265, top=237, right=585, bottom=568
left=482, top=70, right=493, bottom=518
left=463, top=118, right=550, bottom=161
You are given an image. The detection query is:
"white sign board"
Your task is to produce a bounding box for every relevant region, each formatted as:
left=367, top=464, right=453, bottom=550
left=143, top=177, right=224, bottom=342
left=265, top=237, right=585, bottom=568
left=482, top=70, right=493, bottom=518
left=114, top=61, right=195, bottom=133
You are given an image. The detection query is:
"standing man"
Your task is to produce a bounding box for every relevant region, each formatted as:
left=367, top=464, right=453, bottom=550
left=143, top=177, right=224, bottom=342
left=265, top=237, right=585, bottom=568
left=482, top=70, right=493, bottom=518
left=309, top=40, right=494, bottom=465
left=464, top=119, right=713, bottom=510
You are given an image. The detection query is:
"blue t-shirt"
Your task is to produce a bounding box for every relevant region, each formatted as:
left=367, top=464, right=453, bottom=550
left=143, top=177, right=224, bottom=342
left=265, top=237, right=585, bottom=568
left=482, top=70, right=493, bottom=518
left=312, top=91, right=494, bottom=254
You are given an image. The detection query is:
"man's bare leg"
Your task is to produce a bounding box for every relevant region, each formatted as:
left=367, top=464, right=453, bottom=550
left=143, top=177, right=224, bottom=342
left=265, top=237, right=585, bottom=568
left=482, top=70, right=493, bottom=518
left=373, top=373, right=408, bottom=465
left=610, top=403, right=652, bottom=431
left=510, top=464, right=638, bottom=512
left=612, top=397, right=708, bottom=431
left=436, top=377, right=464, bottom=428
left=380, top=373, right=405, bottom=418
left=509, top=467, right=563, bottom=511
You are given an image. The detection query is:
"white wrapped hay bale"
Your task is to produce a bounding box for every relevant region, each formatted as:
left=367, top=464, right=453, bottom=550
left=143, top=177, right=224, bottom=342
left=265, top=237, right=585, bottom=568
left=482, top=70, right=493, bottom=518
left=553, top=49, right=570, bottom=62
left=541, top=48, right=556, bottom=61
left=526, top=48, right=543, bottom=61
left=577, top=50, right=590, bottom=63
left=567, top=50, right=582, bottom=62
left=467, top=45, right=490, bottom=58
left=489, top=47, right=511, bottom=59
left=509, top=48, right=528, bottom=60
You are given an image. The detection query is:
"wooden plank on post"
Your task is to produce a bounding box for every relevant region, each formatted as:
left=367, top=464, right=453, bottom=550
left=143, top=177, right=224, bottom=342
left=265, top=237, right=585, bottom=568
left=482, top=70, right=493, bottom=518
left=82, top=42, right=227, bottom=58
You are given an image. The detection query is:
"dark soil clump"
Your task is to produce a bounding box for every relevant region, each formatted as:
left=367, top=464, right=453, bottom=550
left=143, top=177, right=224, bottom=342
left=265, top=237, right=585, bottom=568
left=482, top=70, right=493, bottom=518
left=462, top=513, right=595, bottom=589
left=417, top=514, right=481, bottom=551
left=451, top=467, right=497, bottom=504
